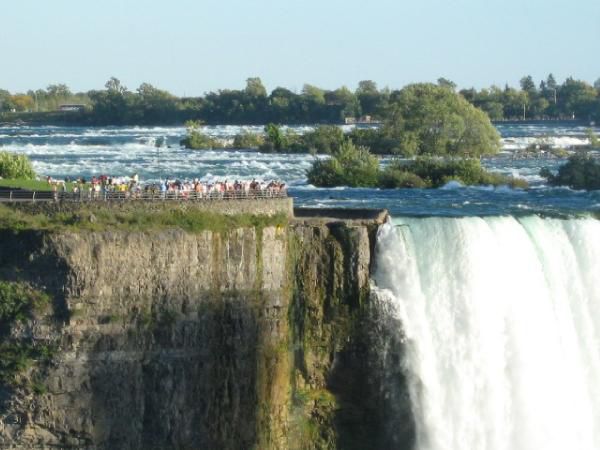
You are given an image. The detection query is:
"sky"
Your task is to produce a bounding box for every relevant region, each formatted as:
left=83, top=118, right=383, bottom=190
left=1, top=0, right=599, bottom=96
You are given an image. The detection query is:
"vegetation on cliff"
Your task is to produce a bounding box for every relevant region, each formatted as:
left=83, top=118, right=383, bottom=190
left=540, top=152, right=600, bottom=190
left=0, top=204, right=288, bottom=233
left=0, top=281, right=55, bottom=387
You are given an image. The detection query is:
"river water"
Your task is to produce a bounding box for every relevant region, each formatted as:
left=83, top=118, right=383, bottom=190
left=372, top=216, right=600, bottom=450
left=1, top=122, right=599, bottom=216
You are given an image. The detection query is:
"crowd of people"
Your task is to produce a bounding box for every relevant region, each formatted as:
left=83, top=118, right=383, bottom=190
left=47, top=174, right=287, bottom=199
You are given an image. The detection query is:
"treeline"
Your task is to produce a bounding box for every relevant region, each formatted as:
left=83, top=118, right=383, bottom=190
left=460, top=75, right=600, bottom=121
left=0, top=84, right=90, bottom=114
left=183, top=83, right=502, bottom=157
left=1, top=75, right=600, bottom=126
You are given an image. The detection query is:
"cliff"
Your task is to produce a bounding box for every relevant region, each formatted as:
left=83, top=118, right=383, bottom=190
left=0, top=206, right=413, bottom=449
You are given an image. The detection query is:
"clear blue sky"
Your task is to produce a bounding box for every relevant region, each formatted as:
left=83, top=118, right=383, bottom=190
left=1, top=0, right=599, bottom=95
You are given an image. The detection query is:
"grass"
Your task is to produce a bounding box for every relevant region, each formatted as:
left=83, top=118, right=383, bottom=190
left=0, top=204, right=289, bottom=233
left=0, top=179, right=55, bottom=191
left=0, top=178, right=77, bottom=192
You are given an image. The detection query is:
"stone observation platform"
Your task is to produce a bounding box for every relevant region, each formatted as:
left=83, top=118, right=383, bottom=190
left=292, top=207, right=389, bottom=226
left=0, top=189, right=287, bottom=203
left=0, top=188, right=389, bottom=225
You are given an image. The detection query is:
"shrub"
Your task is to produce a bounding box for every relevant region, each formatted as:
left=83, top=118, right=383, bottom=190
left=306, top=142, right=379, bottom=187
left=180, top=120, right=223, bottom=149
left=348, top=128, right=404, bottom=155
left=402, top=157, right=525, bottom=188
left=232, top=131, right=264, bottom=149
left=259, top=124, right=300, bottom=153
left=0, top=152, right=36, bottom=179
left=541, top=152, right=600, bottom=190
left=587, top=128, right=599, bottom=149
left=380, top=157, right=528, bottom=189
left=301, top=125, right=346, bottom=154
left=378, top=167, right=428, bottom=188
left=0, top=281, right=50, bottom=332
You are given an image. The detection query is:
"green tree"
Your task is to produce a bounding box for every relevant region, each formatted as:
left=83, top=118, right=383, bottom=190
left=180, top=121, right=223, bottom=149
left=520, top=75, right=537, bottom=95
left=306, top=141, right=379, bottom=187
left=105, top=77, right=127, bottom=94
left=301, top=126, right=346, bottom=154
left=384, top=83, right=501, bottom=156
left=558, top=78, right=597, bottom=120
left=245, top=77, right=267, bottom=97
left=302, top=84, right=326, bottom=105
left=437, top=77, right=457, bottom=91
left=356, top=80, right=386, bottom=117
left=541, top=153, right=600, bottom=190
left=502, top=86, right=528, bottom=119
left=324, top=87, right=360, bottom=120
left=88, top=78, right=133, bottom=124
left=46, top=84, right=72, bottom=98
left=136, top=83, right=178, bottom=123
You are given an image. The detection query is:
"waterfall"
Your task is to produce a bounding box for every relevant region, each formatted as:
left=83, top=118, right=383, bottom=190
left=372, top=215, right=600, bottom=450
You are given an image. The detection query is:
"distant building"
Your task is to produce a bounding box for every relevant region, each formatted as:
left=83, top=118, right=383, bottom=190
left=58, top=104, right=86, bottom=112
left=344, top=115, right=374, bottom=125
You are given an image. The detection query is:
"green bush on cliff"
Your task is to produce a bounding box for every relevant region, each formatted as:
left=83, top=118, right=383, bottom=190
left=0, top=341, right=56, bottom=385
left=0, top=152, right=36, bottom=179
left=0, top=281, right=54, bottom=387
left=0, top=281, right=51, bottom=331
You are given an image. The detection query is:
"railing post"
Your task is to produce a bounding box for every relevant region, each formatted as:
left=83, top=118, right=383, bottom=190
left=32, top=191, right=36, bottom=203
left=9, top=191, right=12, bottom=202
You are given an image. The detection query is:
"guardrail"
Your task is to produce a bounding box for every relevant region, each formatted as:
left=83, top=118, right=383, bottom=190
left=0, top=189, right=288, bottom=203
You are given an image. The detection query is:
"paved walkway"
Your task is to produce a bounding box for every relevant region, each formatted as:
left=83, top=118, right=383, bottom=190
left=0, top=190, right=288, bottom=203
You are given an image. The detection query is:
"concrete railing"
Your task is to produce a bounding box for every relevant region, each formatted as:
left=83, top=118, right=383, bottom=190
left=0, top=189, right=288, bottom=203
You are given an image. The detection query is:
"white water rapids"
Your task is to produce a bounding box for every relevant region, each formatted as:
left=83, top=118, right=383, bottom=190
left=372, top=215, right=600, bottom=450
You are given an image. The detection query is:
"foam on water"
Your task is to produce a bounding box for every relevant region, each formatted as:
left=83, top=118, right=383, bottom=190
left=372, top=216, right=600, bottom=450
left=2, top=123, right=600, bottom=215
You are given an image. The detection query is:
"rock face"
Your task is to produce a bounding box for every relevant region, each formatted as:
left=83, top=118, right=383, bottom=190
left=0, top=219, right=413, bottom=449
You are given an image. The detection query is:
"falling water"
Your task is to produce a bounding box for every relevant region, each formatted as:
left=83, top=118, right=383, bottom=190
left=372, top=215, right=600, bottom=450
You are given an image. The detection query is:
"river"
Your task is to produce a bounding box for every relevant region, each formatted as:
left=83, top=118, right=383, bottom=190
left=1, top=122, right=599, bottom=216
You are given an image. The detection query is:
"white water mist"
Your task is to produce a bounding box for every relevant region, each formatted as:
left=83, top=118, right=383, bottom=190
left=372, top=216, right=600, bottom=450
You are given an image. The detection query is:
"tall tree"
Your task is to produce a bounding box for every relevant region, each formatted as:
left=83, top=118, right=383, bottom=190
left=105, top=77, right=127, bottom=94
left=245, top=77, right=267, bottom=97
left=437, top=77, right=457, bottom=91
left=385, top=83, right=501, bottom=156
